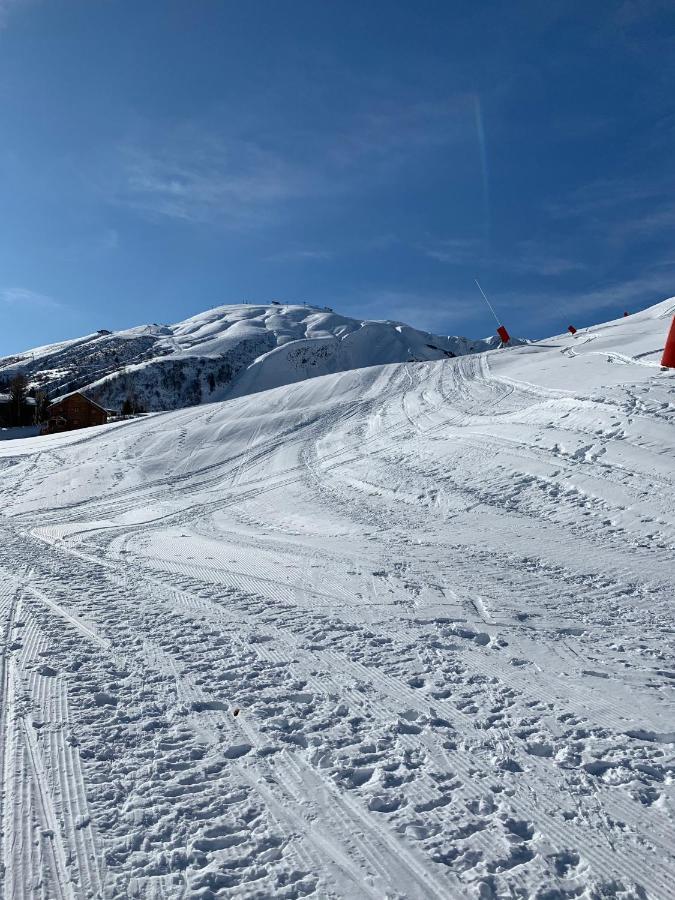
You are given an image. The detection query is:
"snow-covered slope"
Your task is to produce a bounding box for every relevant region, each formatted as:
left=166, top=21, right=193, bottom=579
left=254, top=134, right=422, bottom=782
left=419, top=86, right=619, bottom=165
left=0, top=303, right=522, bottom=410
left=0, top=299, right=673, bottom=899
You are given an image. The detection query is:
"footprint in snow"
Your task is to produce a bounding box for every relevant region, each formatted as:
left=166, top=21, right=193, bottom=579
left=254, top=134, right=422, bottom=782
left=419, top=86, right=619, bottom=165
left=93, top=691, right=118, bottom=707
left=37, top=664, right=58, bottom=677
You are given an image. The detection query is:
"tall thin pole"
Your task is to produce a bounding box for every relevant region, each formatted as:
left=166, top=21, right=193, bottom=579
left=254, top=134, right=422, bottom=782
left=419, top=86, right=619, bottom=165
left=475, top=279, right=501, bottom=326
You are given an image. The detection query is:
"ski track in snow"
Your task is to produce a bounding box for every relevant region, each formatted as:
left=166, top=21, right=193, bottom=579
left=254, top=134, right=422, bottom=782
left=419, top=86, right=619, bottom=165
left=0, top=304, right=674, bottom=898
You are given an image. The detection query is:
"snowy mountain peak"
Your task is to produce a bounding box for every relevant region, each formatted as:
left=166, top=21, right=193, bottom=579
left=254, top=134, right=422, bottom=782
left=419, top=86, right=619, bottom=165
left=0, top=302, right=523, bottom=411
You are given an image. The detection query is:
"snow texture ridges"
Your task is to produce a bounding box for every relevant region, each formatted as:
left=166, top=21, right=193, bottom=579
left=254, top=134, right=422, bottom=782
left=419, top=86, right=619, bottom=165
left=0, top=297, right=673, bottom=898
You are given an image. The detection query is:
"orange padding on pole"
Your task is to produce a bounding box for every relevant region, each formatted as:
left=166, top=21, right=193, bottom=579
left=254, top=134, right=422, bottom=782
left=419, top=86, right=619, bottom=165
left=568, top=325, right=577, bottom=334
left=661, top=316, right=675, bottom=368
left=497, top=325, right=510, bottom=344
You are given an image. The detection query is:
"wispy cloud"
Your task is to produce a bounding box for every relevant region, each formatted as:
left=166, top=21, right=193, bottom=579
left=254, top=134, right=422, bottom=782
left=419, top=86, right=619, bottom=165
left=104, top=97, right=473, bottom=229
left=544, top=177, right=659, bottom=222
left=107, top=129, right=323, bottom=227
left=0, top=0, right=19, bottom=25
left=326, top=97, right=473, bottom=174
left=541, top=170, right=675, bottom=263
left=0, top=287, right=62, bottom=309
left=422, top=237, right=485, bottom=266
left=0, top=0, right=35, bottom=28
left=500, top=270, right=675, bottom=324
left=357, top=289, right=479, bottom=335
left=506, top=240, right=588, bottom=276
left=421, top=236, right=586, bottom=277
left=614, top=0, right=673, bottom=25
left=605, top=205, right=675, bottom=244
left=265, top=248, right=333, bottom=263
left=60, top=228, right=119, bottom=263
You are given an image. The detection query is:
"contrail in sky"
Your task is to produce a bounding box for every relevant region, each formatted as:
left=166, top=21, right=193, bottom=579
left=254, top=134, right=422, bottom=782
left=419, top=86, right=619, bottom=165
left=473, top=94, right=491, bottom=247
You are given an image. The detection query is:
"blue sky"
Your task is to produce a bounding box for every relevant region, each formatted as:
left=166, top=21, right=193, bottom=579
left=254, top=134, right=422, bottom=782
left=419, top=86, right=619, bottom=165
left=1, top=0, right=675, bottom=353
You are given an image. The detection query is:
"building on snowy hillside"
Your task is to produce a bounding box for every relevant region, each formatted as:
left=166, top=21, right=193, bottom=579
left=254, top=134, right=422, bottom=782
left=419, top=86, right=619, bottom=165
left=43, top=391, right=109, bottom=433
left=0, top=392, right=37, bottom=427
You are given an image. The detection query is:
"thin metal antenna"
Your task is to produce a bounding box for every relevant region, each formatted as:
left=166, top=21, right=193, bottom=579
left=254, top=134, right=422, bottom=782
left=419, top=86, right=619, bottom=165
left=475, top=279, right=501, bottom=326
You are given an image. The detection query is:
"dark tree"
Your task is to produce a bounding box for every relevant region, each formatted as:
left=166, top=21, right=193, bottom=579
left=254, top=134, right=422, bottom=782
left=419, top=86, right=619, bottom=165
left=9, top=373, right=28, bottom=426
left=122, top=393, right=145, bottom=416
left=34, top=390, right=50, bottom=424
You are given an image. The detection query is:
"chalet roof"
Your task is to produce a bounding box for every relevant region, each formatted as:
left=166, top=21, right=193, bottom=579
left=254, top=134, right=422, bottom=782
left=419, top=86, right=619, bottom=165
left=48, top=390, right=109, bottom=415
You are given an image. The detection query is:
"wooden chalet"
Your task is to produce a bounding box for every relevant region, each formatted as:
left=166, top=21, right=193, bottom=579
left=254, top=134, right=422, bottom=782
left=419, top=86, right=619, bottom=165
left=44, top=392, right=109, bottom=433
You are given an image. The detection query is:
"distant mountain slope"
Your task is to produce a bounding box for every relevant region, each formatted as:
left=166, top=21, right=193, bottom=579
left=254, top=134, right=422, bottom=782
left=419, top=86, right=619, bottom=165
left=0, top=303, right=524, bottom=411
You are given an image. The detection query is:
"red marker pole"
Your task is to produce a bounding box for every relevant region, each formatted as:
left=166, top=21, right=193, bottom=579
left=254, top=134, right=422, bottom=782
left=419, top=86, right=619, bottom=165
left=475, top=280, right=510, bottom=346
left=661, top=316, right=675, bottom=368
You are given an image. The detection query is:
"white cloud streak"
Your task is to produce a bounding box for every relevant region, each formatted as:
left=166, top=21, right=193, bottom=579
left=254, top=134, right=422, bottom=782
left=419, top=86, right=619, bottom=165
left=500, top=270, right=675, bottom=323
left=0, top=0, right=35, bottom=29
left=112, top=135, right=315, bottom=227
left=422, top=236, right=587, bottom=277
left=265, top=248, right=333, bottom=263
left=358, top=289, right=479, bottom=335
left=104, top=98, right=473, bottom=229
left=0, top=287, right=62, bottom=309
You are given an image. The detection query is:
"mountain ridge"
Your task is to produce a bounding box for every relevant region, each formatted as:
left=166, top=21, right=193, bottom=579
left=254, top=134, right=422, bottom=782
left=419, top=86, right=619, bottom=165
left=0, top=302, right=525, bottom=411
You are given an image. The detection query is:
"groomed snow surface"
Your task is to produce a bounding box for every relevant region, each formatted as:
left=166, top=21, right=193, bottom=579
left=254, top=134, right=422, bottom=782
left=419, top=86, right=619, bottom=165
left=0, top=299, right=673, bottom=899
